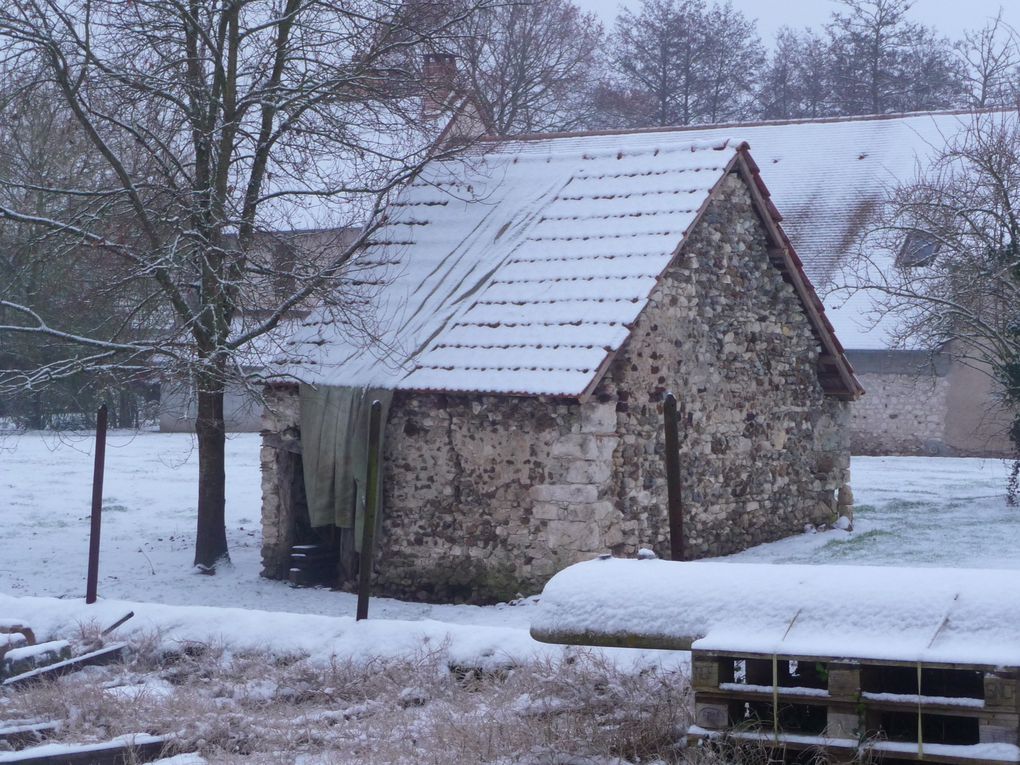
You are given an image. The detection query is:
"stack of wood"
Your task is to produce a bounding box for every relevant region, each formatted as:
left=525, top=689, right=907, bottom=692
left=288, top=544, right=337, bottom=587
left=0, top=615, right=175, bottom=764
left=530, top=558, right=1020, bottom=765
left=1, top=619, right=126, bottom=689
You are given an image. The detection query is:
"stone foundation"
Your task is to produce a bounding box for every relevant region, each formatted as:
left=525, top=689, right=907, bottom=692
left=260, top=172, right=854, bottom=603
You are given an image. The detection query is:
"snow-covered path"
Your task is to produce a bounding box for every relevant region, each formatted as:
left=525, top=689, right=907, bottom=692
left=1, top=430, right=1017, bottom=628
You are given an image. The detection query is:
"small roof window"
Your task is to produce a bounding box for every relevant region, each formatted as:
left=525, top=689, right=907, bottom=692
left=897, top=231, right=941, bottom=268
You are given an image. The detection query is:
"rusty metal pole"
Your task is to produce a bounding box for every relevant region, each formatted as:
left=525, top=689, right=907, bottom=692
left=356, top=400, right=383, bottom=621
left=663, top=392, right=685, bottom=561
left=85, top=404, right=108, bottom=604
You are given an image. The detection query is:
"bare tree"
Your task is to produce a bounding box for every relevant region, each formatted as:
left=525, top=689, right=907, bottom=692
left=0, top=0, right=490, bottom=570
left=0, top=71, right=160, bottom=429
left=609, top=0, right=763, bottom=128
left=758, top=27, right=832, bottom=120
left=826, top=0, right=965, bottom=115
left=451, top=0, right=604, bottom=135
left=699, top=1, right=764, bottom=124
left=956, top=10, right=1020, bottom=109
left=848, top=113, right=1020, bottom=495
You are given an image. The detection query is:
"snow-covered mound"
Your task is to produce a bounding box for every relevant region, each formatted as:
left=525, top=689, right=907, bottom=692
left=531, top=558, right=1020, bottom=666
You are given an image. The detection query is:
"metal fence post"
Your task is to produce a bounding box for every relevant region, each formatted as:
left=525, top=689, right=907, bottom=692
left=663, top=392, right=685, bottom=561
left=86, top=404, right=108, bottom=604
left=356, top=400, right=383, bottom=621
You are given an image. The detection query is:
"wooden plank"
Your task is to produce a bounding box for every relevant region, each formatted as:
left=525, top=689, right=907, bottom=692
left=981, top=719, right=1019, bottom=746
left=698, top=688, right=845, bottom=708
left=2, top=644, right=125, bottom=688
left=0, top=722, right=59, bottom=748
left=827, top=663, right=860, bottom=696
left=693, top=701, right=729, bottom=730
left=691, top=653, right=732, bottom=690
left=694, top=649, right=1016, bottom=673
left=826, top=711, right=860, bottom=739
left=0, top=735, right=168, bottom=764
left=688, top=728, right=1019, bottom=765
left=860, top=697, right=1011, bottom=722
left=859, top=697, right=1015, bottom=720
left=986, top=673, right=1019, bottom=713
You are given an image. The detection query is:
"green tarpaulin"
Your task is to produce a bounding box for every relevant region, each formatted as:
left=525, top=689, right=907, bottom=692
left=299, top=384, right=392, bottom=551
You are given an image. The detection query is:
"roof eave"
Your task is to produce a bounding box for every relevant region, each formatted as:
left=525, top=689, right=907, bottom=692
left=730, top=149, right=865, bottom=401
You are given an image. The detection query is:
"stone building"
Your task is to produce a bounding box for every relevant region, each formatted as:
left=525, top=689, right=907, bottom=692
left=592, top=110, right=1015, bottom=456
left=261, top=135, right=862, bottom=603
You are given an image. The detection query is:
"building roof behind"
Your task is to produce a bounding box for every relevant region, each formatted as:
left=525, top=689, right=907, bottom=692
left=283, top=134, right=859, bottom=398
left=501, top=110, right=1009, bottom=351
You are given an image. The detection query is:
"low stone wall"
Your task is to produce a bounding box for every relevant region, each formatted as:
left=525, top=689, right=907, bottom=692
left=850, top=371, right=950, bottom=456
left=843, top=349, right=1016, bottom=458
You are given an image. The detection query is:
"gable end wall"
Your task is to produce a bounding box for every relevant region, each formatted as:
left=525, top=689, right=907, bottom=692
left=597, top=171, right=851, bottom=557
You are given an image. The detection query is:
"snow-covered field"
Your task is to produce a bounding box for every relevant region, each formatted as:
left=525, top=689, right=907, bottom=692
left=0, top=430, right=534, bottom=631
left=1, top=429, right=1016, bottom=664
left=1, top=431, right=1016, bottom=763
left=1, top=431, right=1016, bottom=614
left=732, top=454, right=1019, bottom=568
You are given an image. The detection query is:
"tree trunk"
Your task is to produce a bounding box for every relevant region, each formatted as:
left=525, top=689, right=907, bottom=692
left=194, top=374, right=229, bottom=571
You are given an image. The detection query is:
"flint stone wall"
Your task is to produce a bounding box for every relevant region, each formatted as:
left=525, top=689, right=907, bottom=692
left=260, top=171, right=852, bottom=603
left=844, top=350, right=950, bottom=456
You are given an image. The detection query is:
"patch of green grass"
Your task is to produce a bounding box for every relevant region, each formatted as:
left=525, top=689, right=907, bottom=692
left=814, top=529, right=895, bottom=560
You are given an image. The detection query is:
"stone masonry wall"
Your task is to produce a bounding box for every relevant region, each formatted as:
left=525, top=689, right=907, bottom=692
left=850, top=371, right=950, bottom=455
left=596, top=172, right=850, bottom=559
left=259, top=171, right=853, bottom=603
left=375, top=393, right=620, bottom=602
left=260, top=384, right=303, bottom=579
left=260, top=386, right=621, bottom=601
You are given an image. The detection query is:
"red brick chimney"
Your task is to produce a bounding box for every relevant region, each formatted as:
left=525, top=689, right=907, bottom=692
left=423, top=53, right=458, bottom=119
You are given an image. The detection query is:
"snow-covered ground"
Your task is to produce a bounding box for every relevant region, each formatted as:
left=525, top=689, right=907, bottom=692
left=0, top=430, right=1016, bottom=660
left=0, top=430, right=531, bottom=630
left=2, top=431, right=1016, bottom=607
left=730, top=455, right=1018, bottom=568
left=1, top=431, right=1016, bottom=763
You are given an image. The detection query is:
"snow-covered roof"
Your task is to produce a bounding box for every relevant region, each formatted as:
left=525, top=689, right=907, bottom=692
left=511, top=109, right=1010, bottom=351
left=531, top=558, right=1020, bottom=667
left=283, top=135, right=860, bottom=398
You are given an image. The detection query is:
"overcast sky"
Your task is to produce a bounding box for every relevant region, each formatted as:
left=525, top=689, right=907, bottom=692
left=573, top=0, right=1018, bottom=42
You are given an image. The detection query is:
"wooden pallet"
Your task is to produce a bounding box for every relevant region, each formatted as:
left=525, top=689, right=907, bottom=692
left=688, top=649, right=1020, bottom=765
left=2, top=644, right=126, bottom=688
left=0, top=733, right=169, bottom=764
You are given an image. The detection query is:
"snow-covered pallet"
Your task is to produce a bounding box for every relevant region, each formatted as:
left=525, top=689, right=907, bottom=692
left=530, top=558, right=1020, bottom=765
left=689, top=650, right=1020, bottom=765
